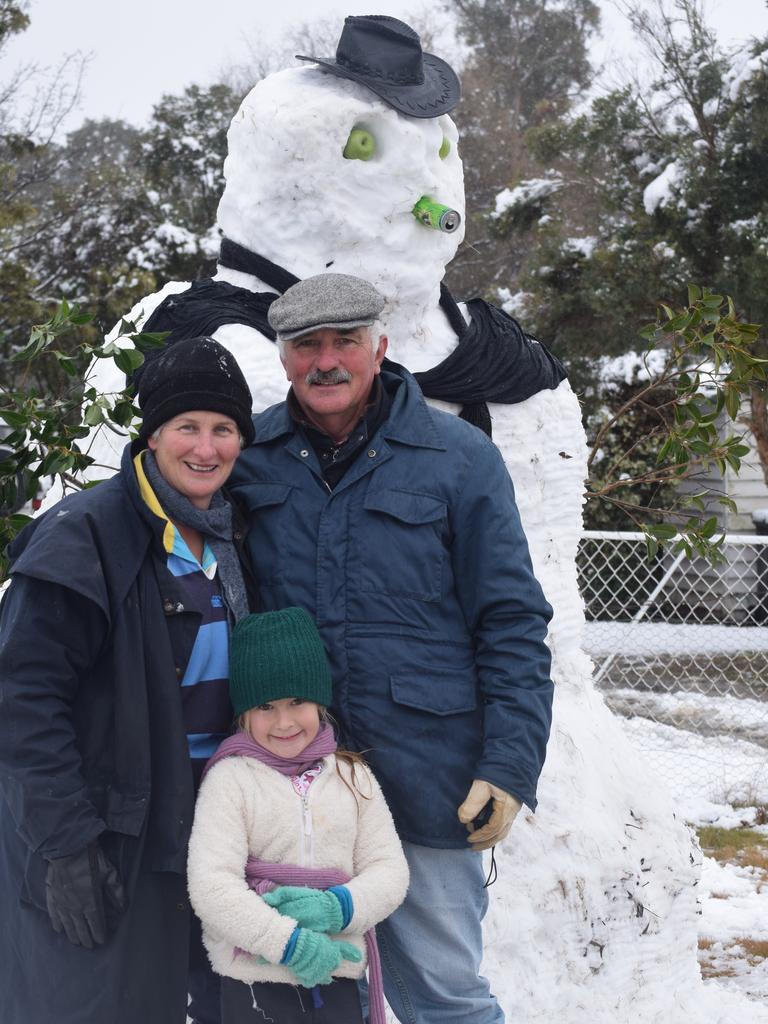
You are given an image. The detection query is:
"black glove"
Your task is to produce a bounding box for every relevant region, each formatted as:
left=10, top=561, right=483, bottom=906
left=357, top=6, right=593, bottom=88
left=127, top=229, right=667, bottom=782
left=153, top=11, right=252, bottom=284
left=45, top=841, right=126, bottom=948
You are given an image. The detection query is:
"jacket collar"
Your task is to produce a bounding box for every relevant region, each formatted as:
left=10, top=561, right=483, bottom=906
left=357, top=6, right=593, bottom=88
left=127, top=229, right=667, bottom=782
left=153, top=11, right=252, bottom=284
left=121, top=442, right=170, bottom=543
left=252, top=361, right=447, bottom=452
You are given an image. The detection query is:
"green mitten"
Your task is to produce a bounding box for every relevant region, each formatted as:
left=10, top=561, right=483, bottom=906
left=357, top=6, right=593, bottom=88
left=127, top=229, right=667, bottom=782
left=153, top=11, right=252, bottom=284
left=263, top=885, right=345, bottom=932
left=285, top=928, right=362, bottom=987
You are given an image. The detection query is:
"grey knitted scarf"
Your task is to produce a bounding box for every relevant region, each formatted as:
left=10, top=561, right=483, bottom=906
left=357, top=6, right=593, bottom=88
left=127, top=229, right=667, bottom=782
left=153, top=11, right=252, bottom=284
left=143, top=450, right=249, bottom=623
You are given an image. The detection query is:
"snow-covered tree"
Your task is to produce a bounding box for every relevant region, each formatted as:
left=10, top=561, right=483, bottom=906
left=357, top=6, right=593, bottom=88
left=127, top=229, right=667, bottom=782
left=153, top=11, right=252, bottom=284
left=0, top=0, right=86, bottom=391
left=443, top=0, right=600, bottom=296
left=488, top=0, right=768, bottom=513
left=139, top=83, right=238, bottom=281
left=494, top=1, right=767, bottom=388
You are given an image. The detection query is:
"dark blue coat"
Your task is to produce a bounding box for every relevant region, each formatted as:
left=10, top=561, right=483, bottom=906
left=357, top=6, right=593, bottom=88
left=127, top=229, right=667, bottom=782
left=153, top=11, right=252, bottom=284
left=229, top=363, right=554, bottom=848
left=0, top=446, right=206, bottom=1023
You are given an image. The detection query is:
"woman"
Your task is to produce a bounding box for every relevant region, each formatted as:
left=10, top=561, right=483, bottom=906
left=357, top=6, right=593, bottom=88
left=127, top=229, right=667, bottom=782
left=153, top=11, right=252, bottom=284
left=0, top=335, right=256, bottom=1024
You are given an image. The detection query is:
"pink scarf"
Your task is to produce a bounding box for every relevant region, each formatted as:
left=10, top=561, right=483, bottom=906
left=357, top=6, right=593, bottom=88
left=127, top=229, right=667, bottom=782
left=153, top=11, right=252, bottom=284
left=202, top=722, right=337, bottom=779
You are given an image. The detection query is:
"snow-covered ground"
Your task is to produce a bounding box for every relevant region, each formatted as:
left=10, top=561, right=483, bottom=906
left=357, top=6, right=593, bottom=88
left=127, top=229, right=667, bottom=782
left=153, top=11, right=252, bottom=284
left=582, top=616, right=768, bottom=1006
left=616, top=712, right=768, bottom=1004
left=585, top=620, right=768, bottom=655
left=699, top=853, right=768, bottom=1001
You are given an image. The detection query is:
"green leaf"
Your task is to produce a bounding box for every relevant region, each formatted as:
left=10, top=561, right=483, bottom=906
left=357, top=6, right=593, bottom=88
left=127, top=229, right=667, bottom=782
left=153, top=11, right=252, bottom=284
left=113, top=348, right=145, bottom=375
left=131, top=331, right=169, bottom=352
left=689, top=439, right=713, bottom=455
left=730, top=444, right=751, bottom=458
left=639, top=323, right=657, bottom=342
left=110, top=399, right=138, bottom=427
left=700, top=516, right=718, bottom=539
left=0, top=409, right=28, bottom=428
left=669, top=313, right=692, bottom=332
left=724, top=386, right=741, bottom=420
left=656, top=437, right=672, bottom=463
left=648, top=522, right=678, bottom=540
left=83, top=405, right=105, bottom=426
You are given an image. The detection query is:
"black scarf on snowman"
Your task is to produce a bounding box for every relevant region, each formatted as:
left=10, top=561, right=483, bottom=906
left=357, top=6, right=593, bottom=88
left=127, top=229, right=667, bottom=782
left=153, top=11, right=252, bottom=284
left=141, top=238, right=567, bottom=438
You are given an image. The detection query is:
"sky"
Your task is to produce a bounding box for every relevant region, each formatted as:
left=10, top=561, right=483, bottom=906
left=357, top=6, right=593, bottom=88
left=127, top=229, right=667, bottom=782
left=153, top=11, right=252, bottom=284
left=5, top=0, right=768, bottom=134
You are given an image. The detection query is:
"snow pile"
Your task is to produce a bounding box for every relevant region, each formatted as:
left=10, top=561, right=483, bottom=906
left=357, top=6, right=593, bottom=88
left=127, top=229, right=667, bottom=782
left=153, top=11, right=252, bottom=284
left=725, top=45, right=768, bottom=101
left=586, top=620, right=768, bottom=655
left=612, top=689, right=768, bottom=742
left=496, top=286, right=530, bottom=317
left=643, top=159, right=683, bottom=214
left=564, top=235, right=598, bottom=258
left=620, top=717, right=768, bottom=815
left=597, top=348, right=668, bottom=386
left=700, top=904, right=768, bottom=1001
left=80, top=60, right=767, bottom=1022
left=701, top=857, right=768, bottom=944
left=491, top=174, right=564, bottom=220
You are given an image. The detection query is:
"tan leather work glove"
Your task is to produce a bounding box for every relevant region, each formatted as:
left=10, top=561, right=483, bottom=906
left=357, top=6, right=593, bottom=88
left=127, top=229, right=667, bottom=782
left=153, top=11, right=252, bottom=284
left=457, top=780, right=522, bottom=851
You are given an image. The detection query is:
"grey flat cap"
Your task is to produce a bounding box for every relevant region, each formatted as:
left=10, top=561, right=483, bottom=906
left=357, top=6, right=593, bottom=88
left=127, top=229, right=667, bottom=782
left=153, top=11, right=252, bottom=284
left=268, top=273, right=386, bottom=341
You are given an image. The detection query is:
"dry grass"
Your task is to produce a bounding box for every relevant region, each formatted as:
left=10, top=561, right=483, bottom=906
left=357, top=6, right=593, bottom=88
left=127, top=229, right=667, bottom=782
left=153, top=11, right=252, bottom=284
left=698, top=825, right=764, bottom=851
left=739, top=939, right=768, bottom=961
left=697, top=937, right=768, bottom=979
left=697, top=826, right=768, bottom=871
left=698, top=941, right=737, bottom=979
left=696, top=823, right=768, bottom=987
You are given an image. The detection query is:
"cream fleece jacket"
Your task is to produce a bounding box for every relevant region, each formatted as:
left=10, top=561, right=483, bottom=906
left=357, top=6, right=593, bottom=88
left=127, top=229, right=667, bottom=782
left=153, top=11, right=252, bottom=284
left=187, top=754, right=409, bottom=984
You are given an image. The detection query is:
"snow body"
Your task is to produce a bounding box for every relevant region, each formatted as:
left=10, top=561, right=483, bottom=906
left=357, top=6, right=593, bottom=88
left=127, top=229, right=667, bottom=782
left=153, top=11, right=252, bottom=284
left=82, top=65, right=765, bottom=1022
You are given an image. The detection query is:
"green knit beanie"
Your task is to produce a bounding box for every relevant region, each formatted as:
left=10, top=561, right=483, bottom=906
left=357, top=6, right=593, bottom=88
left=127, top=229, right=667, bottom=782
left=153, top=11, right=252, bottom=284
left=229, top=608, right=333, bottom=714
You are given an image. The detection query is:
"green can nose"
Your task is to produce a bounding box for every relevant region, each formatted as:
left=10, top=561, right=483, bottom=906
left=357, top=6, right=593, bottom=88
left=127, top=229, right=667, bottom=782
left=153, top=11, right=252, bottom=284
left=412, top=196, right=462, bottom=233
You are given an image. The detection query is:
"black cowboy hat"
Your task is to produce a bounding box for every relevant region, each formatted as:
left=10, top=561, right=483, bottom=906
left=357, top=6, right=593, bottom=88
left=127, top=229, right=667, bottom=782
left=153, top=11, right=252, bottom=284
left=296, top=14, right=460, bottom=118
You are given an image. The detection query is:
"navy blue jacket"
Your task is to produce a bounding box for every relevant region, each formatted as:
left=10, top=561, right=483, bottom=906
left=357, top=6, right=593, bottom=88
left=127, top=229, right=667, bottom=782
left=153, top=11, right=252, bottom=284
left=0, top=445, right=249, bottom=1024
left=229, top=363, right=554, bottom=848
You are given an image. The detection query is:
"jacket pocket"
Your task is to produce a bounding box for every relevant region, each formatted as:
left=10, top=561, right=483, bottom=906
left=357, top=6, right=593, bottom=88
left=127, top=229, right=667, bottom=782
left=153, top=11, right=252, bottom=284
left=356, top=489, right=447, bottom=603
left=230, top=482, right=292, bottom=583
left=390, top=669, right=478, bottom=715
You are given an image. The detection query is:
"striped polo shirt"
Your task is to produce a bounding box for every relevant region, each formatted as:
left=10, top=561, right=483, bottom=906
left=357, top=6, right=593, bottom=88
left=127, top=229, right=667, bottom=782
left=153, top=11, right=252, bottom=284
left=135, top=453, right=232, bottom=782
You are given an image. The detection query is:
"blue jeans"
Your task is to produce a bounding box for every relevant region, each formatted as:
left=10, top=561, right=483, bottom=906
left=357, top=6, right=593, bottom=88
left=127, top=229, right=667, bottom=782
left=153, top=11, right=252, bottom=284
left=365, top=841, right=505, bottom=1024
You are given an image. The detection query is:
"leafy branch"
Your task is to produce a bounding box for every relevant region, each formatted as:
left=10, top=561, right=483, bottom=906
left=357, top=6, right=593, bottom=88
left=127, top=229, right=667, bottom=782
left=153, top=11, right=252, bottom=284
left=0, top=301, right=166, bottom=576
left=586, top=286, right=765, bottom=562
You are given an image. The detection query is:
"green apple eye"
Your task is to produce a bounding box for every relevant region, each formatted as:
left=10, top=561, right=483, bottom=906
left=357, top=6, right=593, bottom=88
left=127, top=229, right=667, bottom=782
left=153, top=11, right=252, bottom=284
left=343, top=128, right=375, bottom=161
left=439, top=137, right=451, bottom=160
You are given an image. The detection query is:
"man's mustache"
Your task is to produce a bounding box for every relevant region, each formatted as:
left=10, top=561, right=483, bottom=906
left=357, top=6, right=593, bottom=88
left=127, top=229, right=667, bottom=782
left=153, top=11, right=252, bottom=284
left=305, top=368, right=352, bottom=385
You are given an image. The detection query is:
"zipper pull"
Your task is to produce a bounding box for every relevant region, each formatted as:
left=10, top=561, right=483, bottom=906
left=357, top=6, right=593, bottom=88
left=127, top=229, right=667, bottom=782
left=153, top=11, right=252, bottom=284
left=303, top=799, right=313, bottom=835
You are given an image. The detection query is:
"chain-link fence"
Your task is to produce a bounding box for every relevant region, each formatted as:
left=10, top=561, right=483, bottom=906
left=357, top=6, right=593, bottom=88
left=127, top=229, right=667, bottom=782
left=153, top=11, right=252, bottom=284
left=578, top=531, right=768, bottom=803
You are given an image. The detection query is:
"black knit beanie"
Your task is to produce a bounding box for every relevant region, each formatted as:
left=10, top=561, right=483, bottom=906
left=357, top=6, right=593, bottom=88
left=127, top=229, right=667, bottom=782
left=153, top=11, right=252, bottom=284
left=229, top=608, right=333, bottom=715
left=136, top=336, right=255, bottom=446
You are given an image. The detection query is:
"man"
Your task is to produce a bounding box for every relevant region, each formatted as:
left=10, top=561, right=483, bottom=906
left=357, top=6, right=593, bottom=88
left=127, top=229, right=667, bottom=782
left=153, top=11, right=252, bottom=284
left=229, top=273, right=554, bottom=1024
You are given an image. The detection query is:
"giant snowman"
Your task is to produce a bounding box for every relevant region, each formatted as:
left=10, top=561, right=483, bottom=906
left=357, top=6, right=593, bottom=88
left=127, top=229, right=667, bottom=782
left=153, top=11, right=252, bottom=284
left=86, top=15, right=762, bottom=1024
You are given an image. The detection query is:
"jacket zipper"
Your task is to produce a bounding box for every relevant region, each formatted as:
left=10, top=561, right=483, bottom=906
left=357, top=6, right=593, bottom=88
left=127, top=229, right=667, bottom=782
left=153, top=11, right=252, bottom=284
left=300, top=790, right=314, bottom=866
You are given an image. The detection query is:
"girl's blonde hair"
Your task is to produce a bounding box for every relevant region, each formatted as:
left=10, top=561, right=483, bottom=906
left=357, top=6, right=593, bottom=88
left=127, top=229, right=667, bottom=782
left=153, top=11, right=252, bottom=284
left=236, top=705, right=372, bottom=801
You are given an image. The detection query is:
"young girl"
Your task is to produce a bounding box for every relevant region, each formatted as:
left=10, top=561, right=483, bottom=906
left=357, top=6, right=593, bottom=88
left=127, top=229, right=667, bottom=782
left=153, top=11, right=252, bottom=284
left=187, top=607, right=409, bottom=1023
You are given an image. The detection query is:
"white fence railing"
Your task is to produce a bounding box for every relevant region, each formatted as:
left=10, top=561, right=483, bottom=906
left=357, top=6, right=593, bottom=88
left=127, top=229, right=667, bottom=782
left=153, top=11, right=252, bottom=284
left=578, top=531, right=768, bottom=803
